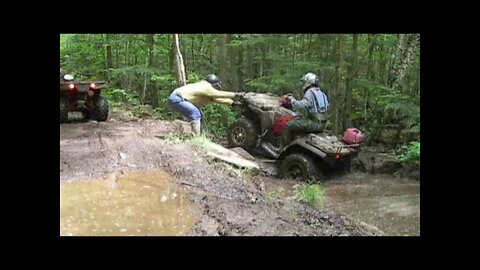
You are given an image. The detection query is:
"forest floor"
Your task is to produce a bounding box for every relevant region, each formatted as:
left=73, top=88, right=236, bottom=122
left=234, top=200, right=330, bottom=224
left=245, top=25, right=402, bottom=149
left=60, top=111, right=419, bottom=236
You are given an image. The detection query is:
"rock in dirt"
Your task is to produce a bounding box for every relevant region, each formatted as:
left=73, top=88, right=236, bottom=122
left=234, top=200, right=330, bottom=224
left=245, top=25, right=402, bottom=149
left=173, top=120, right=193, bottom=135
left=352, top=150, right=402, bottom=174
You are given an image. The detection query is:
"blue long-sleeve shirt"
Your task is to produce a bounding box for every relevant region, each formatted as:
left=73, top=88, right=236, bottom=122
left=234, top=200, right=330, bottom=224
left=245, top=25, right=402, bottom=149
left=291, top=87, right=329, bottom=113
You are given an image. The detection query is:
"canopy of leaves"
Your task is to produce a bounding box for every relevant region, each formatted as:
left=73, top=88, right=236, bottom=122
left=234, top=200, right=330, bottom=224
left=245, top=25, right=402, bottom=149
left=60, top=33, right=420, bottom=150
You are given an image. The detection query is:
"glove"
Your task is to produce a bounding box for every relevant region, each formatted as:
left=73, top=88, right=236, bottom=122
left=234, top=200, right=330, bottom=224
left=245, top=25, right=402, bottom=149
left=280, top=95, right=292, bottom=109
left=235, top=92, right=245, bottom=97
left=234, top=92, right=245, bottom=102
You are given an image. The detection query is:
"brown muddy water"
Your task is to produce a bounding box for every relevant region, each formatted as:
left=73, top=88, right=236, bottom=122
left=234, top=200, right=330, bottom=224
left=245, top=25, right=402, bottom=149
left=259, top=172, right=420, bottom=236
left=60, top=171, right=200, bottom=236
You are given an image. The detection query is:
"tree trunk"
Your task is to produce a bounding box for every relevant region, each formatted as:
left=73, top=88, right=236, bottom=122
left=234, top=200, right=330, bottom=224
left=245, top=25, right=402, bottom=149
left=125, top=37, right=130, bottom=67
left=181, top=37, right=188, bottom=80
left=388, top=34, right=409, bottom=89
left=169, top=35, right=175, bottom=75
left=364, top=34, right=376, bottom=121
left=378, top=37, right=388, bottom=85
left=218, top=34, right=229, bottom=88
left=228, top=35, right=240, bottom=91
left=259, top=45, right=264, bottom=77
left=172, top=34, right=187, bottom=87
left=199, top=34, right=204, bottom=56
left=334, top=34, right=345, bottom=134
left=209, top=36, right=215, bottom=66
left=133, top=35, right=137, bottom=66
left=292, top=34, right=297, bottom=71
left=125, top=37, right=130, bottom=89
left=105, top=34, right=113, bottom=80
left=391, top=34, right=420, bottom=91
left=115, top=46, right=119, bottom=69
left=190, top=35, right=195, bottom=70
left=247, top=45, right=254, bottom=79
left=237, top=46, right=244, bottom=90
left=344, top=34, right=358, bottom=129
left=142, top=53, right=147, bottom=105
left=146, top=34, right=159, bottom=108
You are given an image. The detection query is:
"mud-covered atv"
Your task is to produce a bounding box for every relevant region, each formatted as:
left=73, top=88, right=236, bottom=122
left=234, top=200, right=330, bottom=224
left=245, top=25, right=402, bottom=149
left=60, top=74, right=109, bottom=123
left=227, top=92, right=362, bottom=181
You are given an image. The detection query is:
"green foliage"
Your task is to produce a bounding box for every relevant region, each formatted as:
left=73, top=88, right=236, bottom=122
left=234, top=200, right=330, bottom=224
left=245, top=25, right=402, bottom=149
left=60, top=33, right=419, bottom=149
left=397, top=141, right=420, bottom=165
left=187, top=72, right=202, bottom=83
left=201, top=103, right=236, bottom=137
left=163, top=133, right=189, bottom=144
left=355, top=78, right=420, bottom=144
left=293, top=183, right=326, bottom=209
left=103, top=88, right=139, bottom=103
left=151, top=74, right=177, bottom=87
left=152, top=106, right=177, bottom=121
left=186, top=135, right=212, bottom=148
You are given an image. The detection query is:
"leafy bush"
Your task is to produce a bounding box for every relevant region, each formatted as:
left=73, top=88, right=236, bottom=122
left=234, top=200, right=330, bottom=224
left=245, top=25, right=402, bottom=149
left=397, top=141, right=420, bottom=165
left=103, top=88, right=140, bottom=107
left=201, top=104, right=236, bottom=137
left=293, top=183, right=326, bottom=209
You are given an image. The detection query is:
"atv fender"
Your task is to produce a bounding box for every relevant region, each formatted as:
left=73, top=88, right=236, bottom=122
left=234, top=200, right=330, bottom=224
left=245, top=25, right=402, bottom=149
left=247, top=104, right=275, bottom=132
left=281, top=138, right=327, bottom=159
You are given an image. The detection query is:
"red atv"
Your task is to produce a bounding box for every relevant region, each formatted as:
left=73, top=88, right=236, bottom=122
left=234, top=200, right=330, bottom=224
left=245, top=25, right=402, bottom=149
left=227, top=92, right=364, bottom=181
left=60, top=74, right=109, bottom=123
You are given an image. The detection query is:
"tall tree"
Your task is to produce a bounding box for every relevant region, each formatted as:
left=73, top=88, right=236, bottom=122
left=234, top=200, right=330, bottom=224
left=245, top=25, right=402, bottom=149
left=334, top=34, right=345, bottom=133
left=105, top=34, right=113, bottom=80
left=172, top=34, right=187, bottom=86
left=218, top=34, right=229, bottom=88
left=344, top=34, right=358, bottom=129
left=364, top=34, right=377, bottom=119
left=227, top=34, right=240, bottom=91
left=146, top=34, right=159, bottom=108
left=391, top=34, right=420, bottom=91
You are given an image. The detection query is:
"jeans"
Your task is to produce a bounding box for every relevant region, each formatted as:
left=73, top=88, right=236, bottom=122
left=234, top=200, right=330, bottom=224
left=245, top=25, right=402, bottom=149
left=168, top=92, right=201, bottom=121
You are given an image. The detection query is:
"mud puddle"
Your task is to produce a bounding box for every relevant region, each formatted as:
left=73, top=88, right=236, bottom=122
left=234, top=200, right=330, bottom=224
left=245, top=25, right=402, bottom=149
left=60, top=171, right=200, bottom=236
left=257, top=172, right=420, bottom=236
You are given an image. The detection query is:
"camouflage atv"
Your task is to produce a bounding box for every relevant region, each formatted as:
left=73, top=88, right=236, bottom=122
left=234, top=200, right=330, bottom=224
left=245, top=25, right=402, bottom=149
left=227, top=92, right=362, bottom=181
left=60, top=74, right=108, bottom=123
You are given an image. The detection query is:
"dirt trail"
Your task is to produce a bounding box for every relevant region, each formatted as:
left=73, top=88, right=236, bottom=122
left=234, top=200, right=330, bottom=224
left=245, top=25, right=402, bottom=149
left=60, top=114, right=418, bottom=236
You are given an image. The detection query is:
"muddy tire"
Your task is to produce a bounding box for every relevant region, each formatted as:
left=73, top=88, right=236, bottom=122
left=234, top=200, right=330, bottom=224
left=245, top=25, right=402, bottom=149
left=227, top=117, right=258, bottom=151
left=280, top=153, right=323, bottom=182
left=90, top=96, right=109, bottom=121
left=60, top=98, right=68, bottom=123
left=81, top=110, right=89, bottom=120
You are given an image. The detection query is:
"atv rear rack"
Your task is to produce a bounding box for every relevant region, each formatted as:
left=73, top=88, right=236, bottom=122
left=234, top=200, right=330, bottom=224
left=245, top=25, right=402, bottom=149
left=306, top=133, right=358, bottom=155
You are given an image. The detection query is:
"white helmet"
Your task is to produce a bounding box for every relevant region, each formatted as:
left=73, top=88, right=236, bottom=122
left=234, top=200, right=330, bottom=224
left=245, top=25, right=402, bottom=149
left=300, top=72, right=319, bottom=90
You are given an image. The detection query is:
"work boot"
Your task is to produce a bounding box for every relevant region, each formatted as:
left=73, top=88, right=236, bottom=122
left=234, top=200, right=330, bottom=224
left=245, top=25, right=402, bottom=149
left=190, top=119, right=201, bottom=136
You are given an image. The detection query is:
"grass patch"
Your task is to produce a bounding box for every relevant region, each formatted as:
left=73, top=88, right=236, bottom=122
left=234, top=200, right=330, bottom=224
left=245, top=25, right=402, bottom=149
left=267, top=188, right=285, bottom=200
left=293, top=183, right=326, bottom=209
left=186, top=135, right=212, bottom=148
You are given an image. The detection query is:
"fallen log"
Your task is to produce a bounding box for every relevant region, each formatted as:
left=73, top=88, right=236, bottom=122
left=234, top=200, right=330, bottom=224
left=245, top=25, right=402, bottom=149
left=200, top=141, right=260, bottom=170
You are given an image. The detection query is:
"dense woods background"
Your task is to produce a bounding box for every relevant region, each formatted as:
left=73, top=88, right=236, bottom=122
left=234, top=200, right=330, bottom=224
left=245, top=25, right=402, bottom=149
left=60, top=34, right=420, bottom=161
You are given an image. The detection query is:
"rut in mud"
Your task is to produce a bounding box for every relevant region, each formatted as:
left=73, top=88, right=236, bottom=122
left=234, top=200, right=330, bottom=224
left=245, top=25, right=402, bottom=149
left=60, top=114, right=418, bottom=236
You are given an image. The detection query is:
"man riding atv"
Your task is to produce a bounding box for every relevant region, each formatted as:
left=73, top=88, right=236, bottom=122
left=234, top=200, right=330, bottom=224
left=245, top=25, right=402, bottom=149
left=227, top=72, right=364, bottom=181
left=261, top=72, right=329, bottom=156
